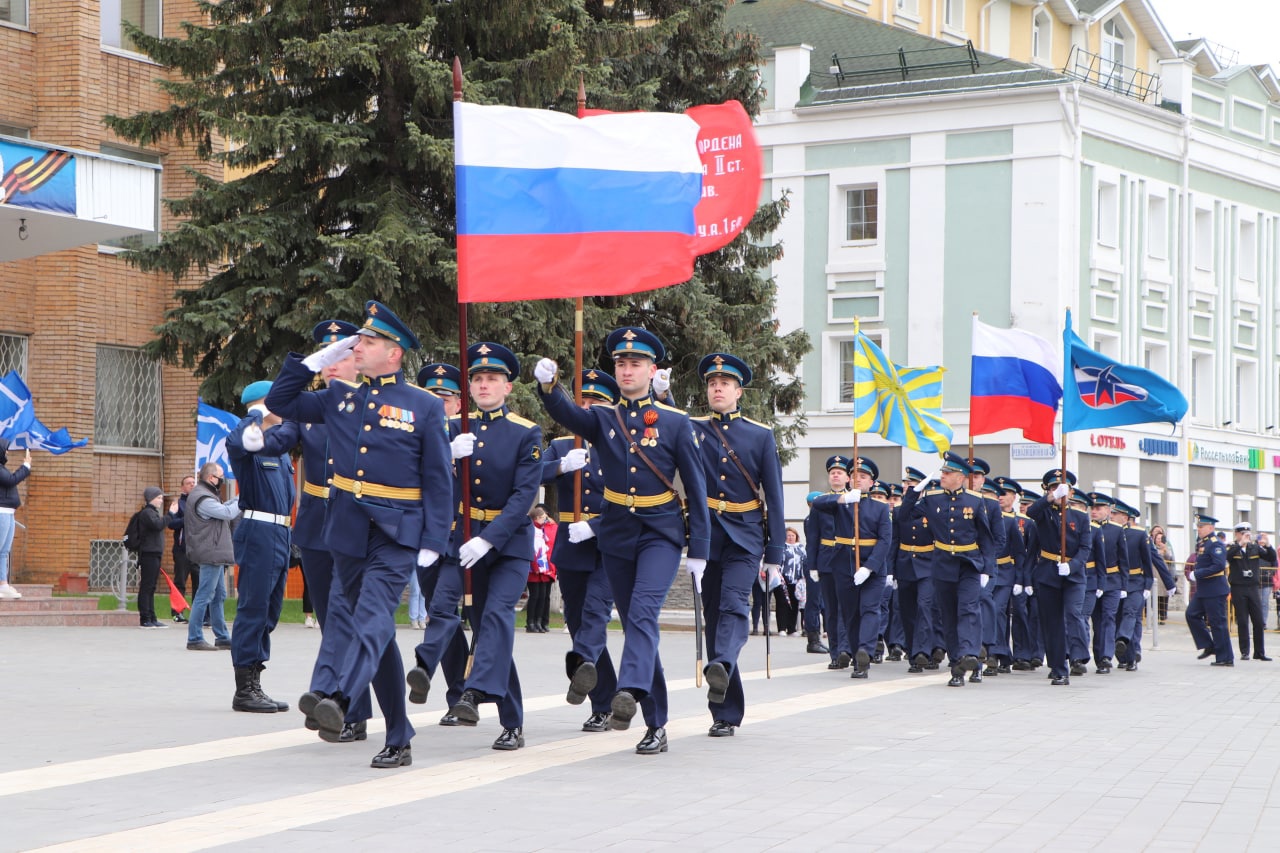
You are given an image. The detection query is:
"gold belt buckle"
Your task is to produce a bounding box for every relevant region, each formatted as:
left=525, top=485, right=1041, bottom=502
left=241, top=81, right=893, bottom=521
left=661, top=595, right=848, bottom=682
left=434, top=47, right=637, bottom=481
left=717, top=500, right=727, bottom=512
left=353, top=481, right=363, bottom=499
left=625, top=495, right=635, bottom=507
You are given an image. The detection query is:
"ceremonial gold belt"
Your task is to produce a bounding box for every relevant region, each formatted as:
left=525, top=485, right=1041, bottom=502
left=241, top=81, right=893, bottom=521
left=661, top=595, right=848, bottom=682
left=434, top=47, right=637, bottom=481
left=1086, top=562, right=1096, bottom=569
left=332, top=474, right=421, bottom=501
left=1128, top=568, right=1143, bottom=575
left=706, top=497, right=762, bottom=513
left=1041, top=550, right=1065, bottom=562
left=997, top=556, right=1015, bottom=565
left=604, top=488, right=676, bottom=508
left=820, top=539, right=837, bottom=547
left=469, top=507, right=502, bottom=522
left=936, top=542, right=979, bottom=554
left=302, top=481, right=331, bottom=499
left=834, top=536, right=878, bottom=547
left=899, top=544, right=935, bottom=553
left=1202, top=570, right=1225, bottom=579
left=1105, top=566, right=1120, bottom=574
left=558, top=512, right=599, bottom=523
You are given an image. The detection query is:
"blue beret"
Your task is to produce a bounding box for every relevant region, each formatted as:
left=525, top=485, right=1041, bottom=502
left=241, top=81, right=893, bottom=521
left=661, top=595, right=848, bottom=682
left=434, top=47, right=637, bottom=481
left=240, top=380, right=273, bottom=405
left=467, top=342, right=519, bottom=378
left=416, top=362, right=462, bottom=396
left=312, top=319, right=360, bottom=344
left=357, top=300, right=420, bottom=351
left=698, top=352, right=752, bottom=386
left=826, top=455, right=851, bottom=473
left=1042, top=468, right=1077, bottom=489
left=606, top=326, right=665, bottom=362
left=580, top=369, right=620, bottom=404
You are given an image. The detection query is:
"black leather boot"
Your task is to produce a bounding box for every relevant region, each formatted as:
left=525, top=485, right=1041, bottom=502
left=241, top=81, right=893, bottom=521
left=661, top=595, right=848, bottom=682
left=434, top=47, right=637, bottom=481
left=232, top=667, right=278, bottom=713
left=805, top=631, right=829, bottom=654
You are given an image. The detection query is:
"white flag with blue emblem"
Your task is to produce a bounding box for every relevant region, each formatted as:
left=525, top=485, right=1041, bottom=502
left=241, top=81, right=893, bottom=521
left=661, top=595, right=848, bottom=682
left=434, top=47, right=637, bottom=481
left=0, top=371, right=88, bottom=454
left=197, top=398, right=240, bottom=481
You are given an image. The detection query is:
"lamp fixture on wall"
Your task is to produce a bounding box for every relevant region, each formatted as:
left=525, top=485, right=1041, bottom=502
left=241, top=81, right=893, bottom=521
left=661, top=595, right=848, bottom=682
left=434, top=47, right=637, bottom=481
left=17, top=218, right=27, bottom=241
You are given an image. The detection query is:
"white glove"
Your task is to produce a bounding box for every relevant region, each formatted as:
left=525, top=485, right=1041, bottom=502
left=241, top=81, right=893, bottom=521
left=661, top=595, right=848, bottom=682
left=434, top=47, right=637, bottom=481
left=1096, top=588, right=1104, bottom=599
left=1013, top=584, right=1023, bottom=596
left=892, top=576, right=899, bottom=589
left=1120, top=590, right=1128, bottom=599
left=558, top=448, right=589, bottom=474
left=458, top=537, right=493, bottom=568
left=417, top=549, right=439, bottom=568
left=534, top=358, right=558, bottom=384
left=885, top=574, right=894, bottom=589
left=450, top=433, right=476, bottom=459
left=839, top=488, right=862, bottom=504
left=1052, top=483, right=1070, bottom=501
left=652, top=368, right=672, bottom=395
left=1025, top=585, right=1034, bottom=597
left=1057, top=562, right=1071, bottom=577
left=687, top=558, right=707, bottom=592
left=247, top=403, right=269, bottom=419
left=913, top=469, right=942, bottom=493
left=808, top=569, right=819, bottom=583
left=853, top=567, right=871, bottom=586
left=242, top=423, right=265, bottom=452
left=567, top=521, right=595, bottom=543
left=1143, top=589, right=1151, bottom=601
left=980, top=574, right=990, bottom=588
left=302, top=335, right=358, bottom=372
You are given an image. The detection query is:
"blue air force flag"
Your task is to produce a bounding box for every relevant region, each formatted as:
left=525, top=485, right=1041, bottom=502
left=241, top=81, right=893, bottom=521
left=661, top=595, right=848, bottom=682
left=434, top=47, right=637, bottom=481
left=196, top=399, right=240, bottom=481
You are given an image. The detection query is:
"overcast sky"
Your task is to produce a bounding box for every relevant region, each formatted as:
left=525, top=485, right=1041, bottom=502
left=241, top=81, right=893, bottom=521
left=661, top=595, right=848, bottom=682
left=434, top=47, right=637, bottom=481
left=1152, top=0, right=1278, bottom=69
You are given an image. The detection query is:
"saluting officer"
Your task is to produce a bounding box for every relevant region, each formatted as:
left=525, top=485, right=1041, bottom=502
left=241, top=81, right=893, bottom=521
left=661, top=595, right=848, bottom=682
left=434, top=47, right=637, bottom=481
left=534, top=327, right=710, bottom=756
left=1085, top=492, right=1126, bottom=675
left=226, top=380, right=299, bottom=714
left=900, top=452, right=994, bottom=686
left=295, top=320, right=375, bottom=742
left=1186, top=514, right=1232, bottom=666
left=983, top=476, right=1026, bottom=675
left=1026, top=469, right=1094, bottom=686
left=1113, top=501, right=1154, bottom=671
left=812, top=456, right=852, bottom=668
left=266, top=301, right=453, bottom=769
left=687, top=353, right=785, bottom=736
left=439, top=343, right=543, bottom=752
left=897, top=467, right=942, bottom=674
left=542, top=369, right=621, bottom=733
left=810, top=457, right=893, bottom=679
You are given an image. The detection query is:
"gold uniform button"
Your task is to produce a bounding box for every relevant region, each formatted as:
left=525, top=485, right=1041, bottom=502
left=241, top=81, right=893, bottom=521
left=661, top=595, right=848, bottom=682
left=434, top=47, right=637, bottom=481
left=630, top=411, right=637, bottom=418
left=328, top=458, right=334, bottom=464
left=364, top=425, right=371, bottom=431
left=360, top=447, right=368, bottom=454
left=629, top=447, right=635, bottom=454
left=630, top=466, right=637, bottom=473
left=368, top=403, right=375, bottom=410
left=584, top=489, right=592, bottom=495
left=720, top=475, right=726, bottom=481
left=480, top=424, right=488, bottom=431
left=476, top=459, right=483, bottom=466
left=630, top=429, right=637, bottom=435
left=474, top=479, right=481, bottom=485
left=584, top=472, right=591, bottom=478
left=629, top=487, right=637, bottom=493
left=357, top=469, right=365, bottom=476
left=477, top=441, right=484, bottom=448
left=721, top=457, right=728, bottom=463
left=719, top=492, right=726, bottom=499
left=372, top=389, right=379, bottom=395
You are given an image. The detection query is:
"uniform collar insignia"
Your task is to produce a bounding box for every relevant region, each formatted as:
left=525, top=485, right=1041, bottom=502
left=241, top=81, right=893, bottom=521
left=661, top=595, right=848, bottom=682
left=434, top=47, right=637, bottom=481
left=620, top=396, right=652, bottom=409
left=474, top=406, right=507, bottom=421
left=711, top=410, right=742, bottom=422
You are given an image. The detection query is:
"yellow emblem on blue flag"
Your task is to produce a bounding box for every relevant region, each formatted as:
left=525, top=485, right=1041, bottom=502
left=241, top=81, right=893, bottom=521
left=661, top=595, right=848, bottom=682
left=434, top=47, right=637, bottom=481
left=850, top=320, right=953, bottom=454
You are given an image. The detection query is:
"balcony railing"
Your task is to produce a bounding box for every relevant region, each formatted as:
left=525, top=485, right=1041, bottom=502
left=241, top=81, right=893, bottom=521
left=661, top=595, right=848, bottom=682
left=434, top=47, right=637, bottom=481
left=1062, top=45, right=1160, bottom=104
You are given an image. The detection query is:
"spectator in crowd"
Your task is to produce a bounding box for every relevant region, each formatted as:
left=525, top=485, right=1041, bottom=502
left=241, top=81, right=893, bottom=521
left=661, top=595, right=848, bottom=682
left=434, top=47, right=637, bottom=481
left=0, top=438, right=31, bottom=599
left=527, top=504, right=557, bottom=633
left=406, top=569, right=427, bottom=630
left=184, top=462, right=238, bottom=651
left=136, top=486, right=169, bottom=628
left=776, top=527, right=804, bottom=635
left=1258, top=533, right=1277, bottom=629
left=1226, top=523, right=1268, bottom=660
left=1151, top=525, right=1174, bottom=623
left=166, top=475, right=197, bottom=623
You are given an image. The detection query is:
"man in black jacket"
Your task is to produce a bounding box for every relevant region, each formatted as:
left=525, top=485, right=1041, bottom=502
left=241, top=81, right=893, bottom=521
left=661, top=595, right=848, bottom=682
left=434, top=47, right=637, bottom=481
left=136, top=486, right=169, bottom=628
left=1226, top=523, right=1269, bottom=661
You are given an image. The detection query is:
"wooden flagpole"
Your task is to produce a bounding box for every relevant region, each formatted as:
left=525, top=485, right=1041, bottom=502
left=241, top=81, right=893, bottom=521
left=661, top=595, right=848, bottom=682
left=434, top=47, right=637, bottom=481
left=454, top=57, right=477, bottom=678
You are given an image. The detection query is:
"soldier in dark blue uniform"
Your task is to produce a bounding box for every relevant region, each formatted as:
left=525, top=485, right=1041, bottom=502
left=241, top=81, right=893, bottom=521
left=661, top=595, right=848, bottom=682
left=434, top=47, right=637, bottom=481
left=1084, top=492, right=1126, bottom=674
left=294, top=320, right=375, bottom=741
left=687, top=352, right=785, bottom=735
left=1027, top=469, right=1094, bottom=685
left=534, top=327, right=710, bottom=755
left=1063, top=490, right=1099, bottom=677
left=226, top=380, right=299, bottom=714
left=801, top=490, right=828, bottom=654
left=542, top=369, right=620, bottom=732
left=965, top=458, right=1006, bottom=679
left=812, top=456, right=851, bottom=668
left=983, top=476, right=1026, bottom=675
left=897, top=467, right=941, bottom=673
left=1185, top=514, right=1232, bottom=665
left=1113, top=501, right=1155, bottom=671
left=901, top=452, right=994, bottom=686
left=1010, top=488, right=1044, bottom=670
left=810, top=457, right=893, bottom=679
left=881, top=482, right=907, bottom=661
left=266, top=301, right=453, bottom=769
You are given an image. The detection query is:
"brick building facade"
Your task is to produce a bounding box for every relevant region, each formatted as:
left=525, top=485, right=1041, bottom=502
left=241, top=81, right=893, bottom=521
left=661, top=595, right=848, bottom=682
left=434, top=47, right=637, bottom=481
left=0, top=2, right=213, bottom=585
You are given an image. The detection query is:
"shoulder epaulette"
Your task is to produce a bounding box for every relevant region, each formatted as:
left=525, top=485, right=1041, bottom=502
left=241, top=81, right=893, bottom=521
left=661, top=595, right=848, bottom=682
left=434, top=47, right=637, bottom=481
left=655, top=401, right=686, bottom=415
left=551, top=434, right=575, bottom=443
left=691, top=415, right=712, bottom=422
left=506, top=412, right=537, bottom=429
left=332, top=378, right=361, bottom=390
left=448, top=413, right=462, bottom=422
left=923, top=488, right=945, bottom=497
left=965, top=489, right=984, bottom=498
left=744, top=416, right=771, bottom=430
left=1003, top=511, right=1017, bottom=518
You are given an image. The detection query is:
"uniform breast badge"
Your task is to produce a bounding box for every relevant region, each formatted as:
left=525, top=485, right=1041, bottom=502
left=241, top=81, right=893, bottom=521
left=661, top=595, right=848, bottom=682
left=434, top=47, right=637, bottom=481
left=378, top=405, right=416, bottom=432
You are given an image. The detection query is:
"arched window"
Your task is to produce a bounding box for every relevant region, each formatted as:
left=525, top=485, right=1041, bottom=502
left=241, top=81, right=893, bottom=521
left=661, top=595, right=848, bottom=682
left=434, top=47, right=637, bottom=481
left=1101, top=16, right=1130, bottom=91
left=1033, top=10, right=1052, bottom=62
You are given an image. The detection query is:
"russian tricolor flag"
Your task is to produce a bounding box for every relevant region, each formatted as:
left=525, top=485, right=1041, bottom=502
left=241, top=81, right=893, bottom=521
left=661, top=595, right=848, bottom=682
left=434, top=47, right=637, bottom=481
left=454, top=102, right=704, bottom=303
left=970, top=317, right=1063, bottom=444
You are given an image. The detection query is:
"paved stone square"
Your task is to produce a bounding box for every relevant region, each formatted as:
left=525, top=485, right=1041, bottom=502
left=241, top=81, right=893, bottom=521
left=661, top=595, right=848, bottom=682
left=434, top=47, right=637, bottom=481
left=2, top=617, right=1278, bottom=852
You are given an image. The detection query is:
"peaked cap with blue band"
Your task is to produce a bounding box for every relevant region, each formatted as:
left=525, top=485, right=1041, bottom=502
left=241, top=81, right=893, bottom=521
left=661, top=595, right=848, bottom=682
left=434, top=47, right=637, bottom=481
left=698, top=352, right=752, bottom=386
left=416, top=362, right=462, bottom=395
left=606, top=326, right=665, bottom=362
left=312, top=319, right=360, bottom=344
left=356, top=300, right=420, bottom=351
left=580, top=369, right=620, bottom=404
left=466, top=342, right=520, bottom=378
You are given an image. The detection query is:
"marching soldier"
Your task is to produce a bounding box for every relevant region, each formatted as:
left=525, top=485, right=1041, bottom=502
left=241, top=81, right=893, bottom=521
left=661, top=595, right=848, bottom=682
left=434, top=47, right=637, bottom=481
left=1086, top=492, right=1126, bottom=674
left=266, top=301, right=453, bottom=769
left=897, top=467, right=942, bottom=674
left=1011, top=488, right=1044, bottom=671
left=1185, top=513, right=1232, bottom=666
left=983, top=477, right=1026, bottom=675
left=880, top=483, right=907, bottom=662
left=812, top=456, right=852, bottom=668
left=801, top=490, right=829, bottom=655
left=542, top=369, right=621, bottom=732
left=1064, top=490, right=1100, bottom=677
left=900, top=452, right=994, bottom=686
left=1113, top=501, right=1154, bottom=671
left=810, top=457, right=893, bottom=680
left=687, top=353, right=786, bottom=736
left=1026, top=469, right=1094, bottom=686
left=534, top=327, right=710, bottom=755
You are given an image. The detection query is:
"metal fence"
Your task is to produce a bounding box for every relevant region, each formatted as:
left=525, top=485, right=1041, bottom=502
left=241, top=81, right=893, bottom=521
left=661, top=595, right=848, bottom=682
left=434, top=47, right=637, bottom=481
left=88, top=540, right=138, bottom=597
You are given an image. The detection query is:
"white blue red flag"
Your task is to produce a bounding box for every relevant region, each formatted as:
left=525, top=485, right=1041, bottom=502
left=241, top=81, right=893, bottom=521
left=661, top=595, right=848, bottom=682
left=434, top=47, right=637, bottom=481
left=1062, top=310, right=1187, bottom=432
left=970, top=317, right=1062, bottom=444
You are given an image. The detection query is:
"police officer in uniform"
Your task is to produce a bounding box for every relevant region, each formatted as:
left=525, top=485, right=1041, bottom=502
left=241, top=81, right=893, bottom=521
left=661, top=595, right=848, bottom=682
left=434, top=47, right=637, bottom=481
left=534, top=328, right=710, bottom=755
left=542, top=369, right=621, bottom=732
left=1186, top=514, right=1232, bottom=665
left=266, top=301, right=453, bottom=768
left=1027, top=469, right=1094, bottom=685
left=812, top=456, right=851, bottom=668
left=687, top=353, right=785, bottom=735
left=901, top=452, right=994, bottom=686
left=226, top=380, right=299, bottom=714
left=1113, top=501, right=1152, bottom=671
left=897, top=467, right=941, bottom=673
left=1084, top=492, right=1126, bottom=675
left=811, top=457, right=894, bottom=679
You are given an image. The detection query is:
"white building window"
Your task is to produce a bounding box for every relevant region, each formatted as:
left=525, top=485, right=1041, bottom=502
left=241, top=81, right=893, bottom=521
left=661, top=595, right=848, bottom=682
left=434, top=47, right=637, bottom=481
left=1147, top=194, right=1168, bottom=259
left=1239, top=217, right=1257, bottom=281
left=837, top=332, right=887, bottom=406
left=1097, top=181, right=1118, bottom=246
left=944, top=0, right=965, bottom=30
left=99, top=145, right=162, bottom=249
left=0, top=1, right=28, bottom=28
left=844, top=186, right=879, bottom=242
left=0, top=333, right=28, bottom=378
left=896, top=0, right=919, bottom=13
left=1143, top=341, right=1168, bottom=376
left=1194, top=208, right=1213, bottom=271
left=1101, top=17, right=1130, bottom=91
left=1092, top=333, right=1120, bottom=360
left=1032, top=10, right=1052, bottom=63
left=1190, top=352, right=1213, bottom=424
left=95, top=345, right=161, bottom=452
left=1235, top=361, right=1258, bottom=430
left=101, top=0, right=161, bottom=54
